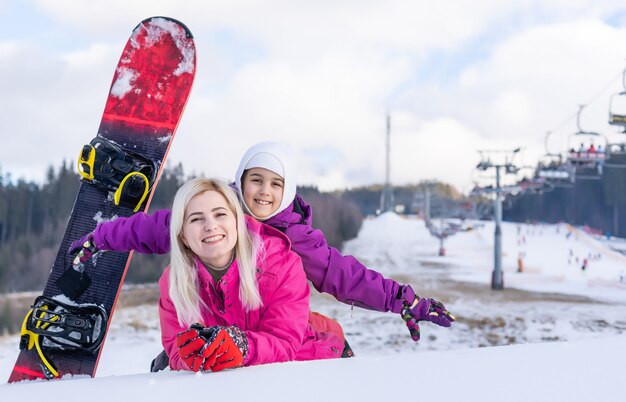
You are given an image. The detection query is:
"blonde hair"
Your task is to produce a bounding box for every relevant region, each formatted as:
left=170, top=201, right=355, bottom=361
left=168, top=178, right=263, bottom=327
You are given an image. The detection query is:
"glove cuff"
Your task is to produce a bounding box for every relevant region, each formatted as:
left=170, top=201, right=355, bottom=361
left=225, top=326, right=248, bottom=361
left=89, top=231, right=106, bottom=252
left=391, top=285, right=417, bottom=314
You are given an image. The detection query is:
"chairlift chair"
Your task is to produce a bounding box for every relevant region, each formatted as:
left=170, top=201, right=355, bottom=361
left=536, top=153, right=574, bottom=187
left=608, top=93, right=626, bottom=130
left=608, top=68, right=626, bottom=131
left=517, top=177, right=548, bottom=195
left=603, top=143, right=626, bottom=170
left=567, top=136, right=605, bottom=179
left=607, top=143, right=626, bottom=156
left=566, top=105, right=607, bottom=179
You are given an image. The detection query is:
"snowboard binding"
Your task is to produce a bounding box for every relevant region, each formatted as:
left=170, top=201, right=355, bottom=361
left=19, top=296, right=108, bottom=379
left=78, top=137, right=157, bottom=211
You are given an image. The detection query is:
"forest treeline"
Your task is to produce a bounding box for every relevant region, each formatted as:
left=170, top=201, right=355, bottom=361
left=337, top=182, right=465, bottom=216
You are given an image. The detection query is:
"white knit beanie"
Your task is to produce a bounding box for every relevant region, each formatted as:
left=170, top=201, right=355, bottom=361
left=235, top=141, right=297, bottom=220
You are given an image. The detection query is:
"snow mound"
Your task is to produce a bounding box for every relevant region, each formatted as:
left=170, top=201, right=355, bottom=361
left=375, top=211, right=402, bottom=222
left=2, top=336, right=625, bottom=402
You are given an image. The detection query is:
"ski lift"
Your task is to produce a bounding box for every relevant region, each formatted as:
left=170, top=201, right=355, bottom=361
left=518, top=177, right=553, bottom=195
left=607, top=142, right=626, bottom=156
left=536, top=132, right=573, bottom=186
left=469, top=184, right=487, bottom=197
left=603, top=142, right=626, bottom=170
left=536, top=153, right=574, bottom=187
left=567, top=105, right=607, bottom=179
left=608, top=68, right=626, bottom=131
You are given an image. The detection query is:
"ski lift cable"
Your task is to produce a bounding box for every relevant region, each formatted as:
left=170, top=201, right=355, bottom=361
left=546, top=69, right=624, bottom=136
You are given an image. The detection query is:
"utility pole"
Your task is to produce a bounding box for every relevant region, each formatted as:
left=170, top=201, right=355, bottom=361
left=380, top=113, right=394, bottom=213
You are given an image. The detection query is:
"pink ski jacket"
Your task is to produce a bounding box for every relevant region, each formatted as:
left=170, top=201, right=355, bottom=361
left=160, top=216, right=343, bottom=370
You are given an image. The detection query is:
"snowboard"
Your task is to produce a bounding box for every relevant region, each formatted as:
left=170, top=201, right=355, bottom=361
left=8, top=16, right=196, bottom=383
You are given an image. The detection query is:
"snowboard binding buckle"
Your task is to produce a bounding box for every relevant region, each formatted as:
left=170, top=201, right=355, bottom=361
left=24, top=296, right=108, bottom=353
left=77, top=137, right=156, bottom=211
left=19, top=308, right=59, bottom=379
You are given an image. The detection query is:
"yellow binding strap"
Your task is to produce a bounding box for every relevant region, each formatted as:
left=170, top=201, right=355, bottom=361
left=20, top=307, right=60, bottom=378
left=114, top=171, right=150, bottom=212
left=77, top=144, right=96, bottom=181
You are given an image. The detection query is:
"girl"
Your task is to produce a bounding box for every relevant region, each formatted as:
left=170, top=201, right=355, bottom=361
left=159, top=178, right=343, bottom=372
left=71, top=142, right=454, bottom=350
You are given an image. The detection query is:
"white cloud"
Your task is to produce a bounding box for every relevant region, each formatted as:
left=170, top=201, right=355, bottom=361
left=61, top=43, right=119, bottom=68
left=3, top=2, right=626, bottom=193
left=0, top=39, right=121, bottom=182
left=401, top=18, right=626, bottom=186
left=34, top=1, right=508, bottom=52
left=388, top=114, right=500, bottom=193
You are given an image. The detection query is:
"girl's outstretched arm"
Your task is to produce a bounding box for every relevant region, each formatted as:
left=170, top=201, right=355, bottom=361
left=69, top=209, right=172, bottom=255
left=286, top=222, right=405, bottom=313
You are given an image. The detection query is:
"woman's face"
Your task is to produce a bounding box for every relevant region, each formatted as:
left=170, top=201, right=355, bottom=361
left=242, top=168, right=284, bottom=219
left=181, top=190, right=237, bottom=268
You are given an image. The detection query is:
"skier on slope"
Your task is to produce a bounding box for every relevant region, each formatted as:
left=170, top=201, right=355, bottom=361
left=69, top=141, right=455, bottom=366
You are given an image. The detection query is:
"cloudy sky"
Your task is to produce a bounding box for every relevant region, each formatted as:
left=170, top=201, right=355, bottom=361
left=2, top=1, right=626, bottom=192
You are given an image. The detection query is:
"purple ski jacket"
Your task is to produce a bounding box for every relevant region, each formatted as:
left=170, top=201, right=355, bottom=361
left=91, top=194, right=407, bottom=314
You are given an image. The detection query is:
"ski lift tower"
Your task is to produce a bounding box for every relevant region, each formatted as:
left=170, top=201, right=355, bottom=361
left=380, top=113, right=395, bottom=213
left=476, top=147, right=521, bottom=290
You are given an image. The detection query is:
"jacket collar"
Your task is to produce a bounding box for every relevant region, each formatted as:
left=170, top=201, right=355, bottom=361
left=194, top=254, right=238, bottom=287
left=263, top=194, right=311, bottom=229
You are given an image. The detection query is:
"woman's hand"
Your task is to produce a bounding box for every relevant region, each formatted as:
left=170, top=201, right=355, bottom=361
left=176, top=324, right=248, bottom=372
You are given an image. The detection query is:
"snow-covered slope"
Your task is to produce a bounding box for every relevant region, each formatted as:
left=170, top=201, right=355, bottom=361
left=345, top=213, right=626, bottom=302
left=1, top=213, right=625, bottom=401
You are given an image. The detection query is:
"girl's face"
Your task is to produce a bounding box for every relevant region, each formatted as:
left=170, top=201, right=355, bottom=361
left=242, top=168, right=284, bottom=219
left=181, top=190, right=237, bottom=268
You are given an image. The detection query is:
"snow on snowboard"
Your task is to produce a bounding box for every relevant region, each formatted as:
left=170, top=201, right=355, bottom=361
left=8, top=16, right=196, bottom=383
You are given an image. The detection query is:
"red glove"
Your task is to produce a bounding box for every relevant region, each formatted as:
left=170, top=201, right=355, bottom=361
left=176, top=324, right=248, bottom=372
left=176, top=324, right=214, bottom=372
left=210, top=326, right=247, bottom=372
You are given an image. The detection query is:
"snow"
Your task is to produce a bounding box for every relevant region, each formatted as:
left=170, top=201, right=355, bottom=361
left=51, top=294, right=79, bottom=306
left=2, top=335, right=625, bottom=402
left=157, top=134, right=172, bottom=144
left=140, top=17, right=195, bottom=76
left=92, top=211, right=118, bottom=224
left=110, top=67, right=138, bottom=99
left=1, top=214, right=625, bottom=401
left=113, top=18, right=195, bottom=100
left=440, top=220, right=626, bottom=303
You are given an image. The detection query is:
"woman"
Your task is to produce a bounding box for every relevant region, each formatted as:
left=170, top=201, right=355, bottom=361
left=159, top=178, right=343, bottom=372
left=71, top=142, right=454, bottom=348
